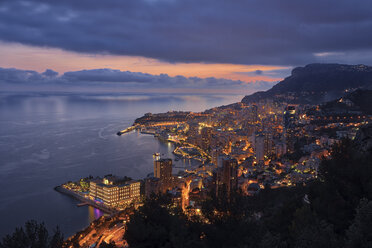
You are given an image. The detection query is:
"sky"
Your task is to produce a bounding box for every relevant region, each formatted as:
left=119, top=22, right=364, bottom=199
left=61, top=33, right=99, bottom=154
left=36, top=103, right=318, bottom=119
left=1, top=0, right=372, bottom=94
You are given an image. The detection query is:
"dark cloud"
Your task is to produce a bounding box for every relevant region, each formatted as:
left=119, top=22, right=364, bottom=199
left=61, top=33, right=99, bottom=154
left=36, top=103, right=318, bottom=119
left=42, top=69, right=58, bottom=78
left=62, top=69, right=154, bottom=83
left=1, top=0, right=372, bottom=66
left=235, top=68, right=292, bottom=79
left=0, top=68, right=57, bottom=83
left=0, top=67, right=277, bottom=93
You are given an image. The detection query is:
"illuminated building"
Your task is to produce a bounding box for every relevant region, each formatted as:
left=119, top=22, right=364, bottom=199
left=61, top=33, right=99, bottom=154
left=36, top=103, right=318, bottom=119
left=211, top=148, right=221, bottom=167
left=154, top=158, right=172, bottom=179
left=284, top=105, right=296, bottom=129
left=214, top=157, right=238, bottom=197
left=153, top=152, right=160, bottom=161
left=222, top=158, right=238, bottom=195
left=252, top=129, right=276, bottom=162
left=254, top=134, right=265, bottom=161
left=89, top=176, right=141, bottom=208
left=201, top=127, right=213, bottom=151
left=284, top=105, right=297, bottom=153
left=154, top=157, right=173, bottom=192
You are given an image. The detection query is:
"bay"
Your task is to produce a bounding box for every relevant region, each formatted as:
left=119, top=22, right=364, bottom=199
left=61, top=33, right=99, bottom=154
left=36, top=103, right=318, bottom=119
left=0, top=92, right=243, bottom=238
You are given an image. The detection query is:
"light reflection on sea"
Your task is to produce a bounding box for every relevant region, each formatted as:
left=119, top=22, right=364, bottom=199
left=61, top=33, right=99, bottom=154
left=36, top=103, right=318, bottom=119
left=88, top=206, right=105, bottom=223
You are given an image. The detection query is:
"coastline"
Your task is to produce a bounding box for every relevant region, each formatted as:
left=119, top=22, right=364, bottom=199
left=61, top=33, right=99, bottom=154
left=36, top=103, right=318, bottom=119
left=54, top=186, right=117, bottom=215
left=0, top=92, right=243, bottom=240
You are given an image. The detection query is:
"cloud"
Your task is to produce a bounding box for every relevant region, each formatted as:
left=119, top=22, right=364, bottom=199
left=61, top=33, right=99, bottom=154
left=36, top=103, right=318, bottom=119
left=1, top=0, right=372, bottom=66
left=0, top=67, right=277, bottom=93
left=235, top=68, right=292, bottom=79
left=62, top=69, right=154, bottom=83
left=0, top=68, right=58, bottom=83
left=42, top=69, right=58, bottom=78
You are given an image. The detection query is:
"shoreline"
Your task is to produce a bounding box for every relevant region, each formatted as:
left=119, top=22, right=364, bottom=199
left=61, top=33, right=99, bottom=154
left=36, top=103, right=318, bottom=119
left=129, top=127, right=208, bottom=162
left=54, top=186, right=117, bottom=215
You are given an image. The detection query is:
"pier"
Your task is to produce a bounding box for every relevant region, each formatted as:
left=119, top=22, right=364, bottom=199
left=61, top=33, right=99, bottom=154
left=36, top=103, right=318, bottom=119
left=77, top=202, right=89, bottom=207
left=116, top=125, right=136, bottom=136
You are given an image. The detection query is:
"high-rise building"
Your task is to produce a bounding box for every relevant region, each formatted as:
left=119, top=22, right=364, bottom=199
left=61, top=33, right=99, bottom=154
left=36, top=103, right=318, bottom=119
left=253, top=131, right=274, bottom=162
left=214, top=157, right=238, bottom=197
left=153, top=152, right=160, bottom=161
left=255, top=134, right=265, bottom=161
left=154, top=158, right=173, bottom=192
left=201, top=127, right=213, bottom=151
left=284, top=105, right=297, bottom=153
left=211, top=148, right=221, bottom=167
left=154, top=158, right=172, bottom=179
left=222, top=158, right=238, bottom=195
left=263, top=131, right=274, bottom=158
left=284, top=105, right=296, bottom=129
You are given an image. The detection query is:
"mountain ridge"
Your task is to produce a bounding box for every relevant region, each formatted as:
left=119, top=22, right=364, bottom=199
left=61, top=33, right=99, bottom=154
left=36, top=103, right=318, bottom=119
left=242, top=63, right=372, bottom=104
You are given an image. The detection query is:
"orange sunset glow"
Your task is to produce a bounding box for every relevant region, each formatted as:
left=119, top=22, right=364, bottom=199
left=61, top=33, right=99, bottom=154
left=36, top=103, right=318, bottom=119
left=0, top=42, right=288, bottom=83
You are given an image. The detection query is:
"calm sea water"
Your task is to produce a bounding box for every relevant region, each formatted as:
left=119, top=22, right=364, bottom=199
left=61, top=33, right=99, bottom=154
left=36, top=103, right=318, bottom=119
left=0, top=92, right=243, bottom=238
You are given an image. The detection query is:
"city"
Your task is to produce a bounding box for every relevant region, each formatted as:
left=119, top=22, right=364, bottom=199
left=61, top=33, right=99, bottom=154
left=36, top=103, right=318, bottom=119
left=56, top=86, right=372, bottom=247
left=1, top=1, right=372, bottom=247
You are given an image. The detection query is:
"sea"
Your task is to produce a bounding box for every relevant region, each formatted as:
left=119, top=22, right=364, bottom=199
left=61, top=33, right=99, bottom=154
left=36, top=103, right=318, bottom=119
left=0, top=92, right=243, bottom=238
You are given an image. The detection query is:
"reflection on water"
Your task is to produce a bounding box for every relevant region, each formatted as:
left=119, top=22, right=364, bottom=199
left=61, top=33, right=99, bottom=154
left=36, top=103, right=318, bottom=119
left=88, top=206, right=105, bottom=223
left=0, top=92, right=242, bottom=238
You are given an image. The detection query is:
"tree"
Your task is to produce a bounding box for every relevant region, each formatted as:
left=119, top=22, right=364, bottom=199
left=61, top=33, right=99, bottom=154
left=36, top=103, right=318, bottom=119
left=49, top=226, right=64, bottom=248
left=311, top=138, right=372, bottom=231
left=346, top=199, right=372, bottom=248
left=124, top=194, right=203, bottom=248
left=290, top=205, right=340, bottom=248
left=0, top=220, right=64, bottom=248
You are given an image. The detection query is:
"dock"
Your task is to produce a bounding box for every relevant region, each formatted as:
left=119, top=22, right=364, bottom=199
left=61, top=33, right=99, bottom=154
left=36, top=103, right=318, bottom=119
left=116, top=125, right=136, bottom=136
left=77, top=202, right=89, bottom=207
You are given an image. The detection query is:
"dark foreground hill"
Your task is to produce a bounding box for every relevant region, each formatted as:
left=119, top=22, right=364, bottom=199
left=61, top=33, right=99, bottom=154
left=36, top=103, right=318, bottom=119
left=242, top=63, right=372, bottom=104
left=319, top=89, right=372, bottom=115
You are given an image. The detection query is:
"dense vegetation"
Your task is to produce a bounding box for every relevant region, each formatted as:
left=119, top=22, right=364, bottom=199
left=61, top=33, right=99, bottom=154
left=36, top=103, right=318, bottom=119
left=0, top=220, right=63, bottom=248
left=125, top=139, right=372, bottom=248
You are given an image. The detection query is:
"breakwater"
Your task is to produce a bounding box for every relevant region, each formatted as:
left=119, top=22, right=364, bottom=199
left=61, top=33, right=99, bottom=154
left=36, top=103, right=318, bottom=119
left=116, top=125, right=136, bottom=136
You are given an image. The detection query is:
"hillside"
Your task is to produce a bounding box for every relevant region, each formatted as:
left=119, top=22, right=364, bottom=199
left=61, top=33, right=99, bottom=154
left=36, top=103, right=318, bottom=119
left=242, top=63, right=372, bottom=104
left=319, top=89, right=372, bottom=115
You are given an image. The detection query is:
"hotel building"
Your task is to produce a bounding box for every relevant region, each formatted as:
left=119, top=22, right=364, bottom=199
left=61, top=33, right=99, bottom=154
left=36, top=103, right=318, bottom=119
left=89, top=176, right=141, bottom=208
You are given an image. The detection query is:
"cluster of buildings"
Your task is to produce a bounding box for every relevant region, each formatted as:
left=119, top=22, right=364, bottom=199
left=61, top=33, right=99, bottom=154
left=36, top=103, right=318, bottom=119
left=132, top=96, right=371, bottom=197
left=63, top=96, right=371, bottom=214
